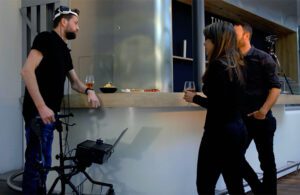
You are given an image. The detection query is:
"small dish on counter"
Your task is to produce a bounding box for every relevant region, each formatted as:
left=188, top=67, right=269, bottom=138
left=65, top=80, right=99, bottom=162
left=99, top=87, right=117, bottom=93
left=120, top=88, right=143, bottom=93
left=144, top=89, right=160, bottom=92
left=121, top=89, right=131, bottom=93
left=120, top=88, right=160, bottom=93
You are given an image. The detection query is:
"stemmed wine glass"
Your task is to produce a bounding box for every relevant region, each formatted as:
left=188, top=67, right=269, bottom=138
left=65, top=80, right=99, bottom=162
left=85, top=75, right=95, bottom=89
left=184, top=81, right=196, bottom=105
left=184, top=81, right=196, bottom=92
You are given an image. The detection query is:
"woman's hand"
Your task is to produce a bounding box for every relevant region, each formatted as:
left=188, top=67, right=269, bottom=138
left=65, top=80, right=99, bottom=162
left=183, top=91, right=196, bottom=103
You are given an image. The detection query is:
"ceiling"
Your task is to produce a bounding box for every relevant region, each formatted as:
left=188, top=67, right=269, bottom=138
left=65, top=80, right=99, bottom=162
left=176, top=0, right=298, bottom=35
left=247, top=0, right=297, bottom=18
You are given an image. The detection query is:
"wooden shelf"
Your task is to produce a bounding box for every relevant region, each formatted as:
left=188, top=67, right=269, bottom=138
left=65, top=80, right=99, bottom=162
left=173, top=55, right=193, bottom=61
left=173, top=55, right=209, bottom=64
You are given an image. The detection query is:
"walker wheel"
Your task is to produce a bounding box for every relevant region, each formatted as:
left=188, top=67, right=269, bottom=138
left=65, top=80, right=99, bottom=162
left=107, top=188, right=115, bottom=195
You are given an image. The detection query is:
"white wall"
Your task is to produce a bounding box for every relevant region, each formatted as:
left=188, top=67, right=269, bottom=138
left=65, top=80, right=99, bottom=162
left=47, top=107, right=202, bottom=195
left=0, top=0, right=23, bottom=173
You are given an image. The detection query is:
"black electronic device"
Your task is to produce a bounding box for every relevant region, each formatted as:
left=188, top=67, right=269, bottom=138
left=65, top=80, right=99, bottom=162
left=76, top=140, right=113, bottom=165
left=75, top=128, right=128, bottom=166
left=265, top=34, right=294, bottom=94
left=265, top=35, right=278, bottom=43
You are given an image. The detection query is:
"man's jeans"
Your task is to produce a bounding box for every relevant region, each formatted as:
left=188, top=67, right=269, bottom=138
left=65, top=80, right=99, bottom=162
left=22, top=121, right=55, bottom=195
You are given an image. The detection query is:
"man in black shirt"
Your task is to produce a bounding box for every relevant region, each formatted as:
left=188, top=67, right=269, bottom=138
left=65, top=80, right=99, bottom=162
left=234, top=23, right=281, bottom=194
left=21, top=6, right=100, bottom=194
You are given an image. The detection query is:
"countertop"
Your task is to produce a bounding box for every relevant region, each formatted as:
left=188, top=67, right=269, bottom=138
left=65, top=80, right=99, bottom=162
left=63, top=93, right=300, bottom=108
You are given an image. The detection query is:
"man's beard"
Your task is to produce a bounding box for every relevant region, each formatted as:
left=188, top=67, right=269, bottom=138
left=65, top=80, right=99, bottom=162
left=237, top=39, right=244, bottom=48
left=66, top=31, right=76, bottom=40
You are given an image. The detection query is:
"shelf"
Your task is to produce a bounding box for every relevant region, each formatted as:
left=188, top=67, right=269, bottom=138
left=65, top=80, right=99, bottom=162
left=173, top=55, right=209, bottom=64
left=173, top=55, right=193, bottom=61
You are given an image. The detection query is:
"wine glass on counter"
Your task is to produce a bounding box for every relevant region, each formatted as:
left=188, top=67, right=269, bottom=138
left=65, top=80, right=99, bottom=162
left=85, top=75, right=95, bottom=88
left=184, top=81, right=196, bottom=92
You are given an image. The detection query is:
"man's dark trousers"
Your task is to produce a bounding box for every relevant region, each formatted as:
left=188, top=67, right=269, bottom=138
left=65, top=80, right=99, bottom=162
left=242, top=113, right=277, bottom=194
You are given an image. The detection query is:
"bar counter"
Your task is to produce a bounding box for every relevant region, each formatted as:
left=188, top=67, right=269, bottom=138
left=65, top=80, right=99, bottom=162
left=64, top=92, right=300, bottom=108
left=52, top=92, right=300, bottom=194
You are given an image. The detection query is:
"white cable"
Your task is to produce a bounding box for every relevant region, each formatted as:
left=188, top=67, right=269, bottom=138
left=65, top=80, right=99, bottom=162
left=6, top=170, right=23, bottom=192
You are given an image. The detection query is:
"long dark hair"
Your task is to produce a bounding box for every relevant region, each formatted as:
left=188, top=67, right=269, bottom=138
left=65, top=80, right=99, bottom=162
left=203, top=22, right=244, bottom=85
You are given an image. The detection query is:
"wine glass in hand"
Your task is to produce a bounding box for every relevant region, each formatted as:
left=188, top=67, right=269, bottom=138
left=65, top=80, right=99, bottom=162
left=184, top=81, right=195, bottom=92
left=184, top=81, right=196, bottom=105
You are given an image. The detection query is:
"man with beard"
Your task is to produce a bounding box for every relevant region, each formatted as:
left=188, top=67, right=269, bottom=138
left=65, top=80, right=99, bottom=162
left=21, top=6, right=100, bottom=194
left=234, top=23, right=281, bottom=194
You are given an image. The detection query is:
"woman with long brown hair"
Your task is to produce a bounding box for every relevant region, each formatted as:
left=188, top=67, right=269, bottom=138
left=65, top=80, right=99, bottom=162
left=184, top=21, right=247, bottom=194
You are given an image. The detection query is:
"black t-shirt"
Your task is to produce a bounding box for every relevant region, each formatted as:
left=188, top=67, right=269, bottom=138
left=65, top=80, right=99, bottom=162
left=242, top=47, right=281, bottom=114
left=22, top=31, right=73, bottom=123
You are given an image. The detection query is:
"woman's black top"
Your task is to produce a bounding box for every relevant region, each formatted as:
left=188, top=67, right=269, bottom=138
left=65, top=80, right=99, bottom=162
left=193, top=59, right=244, bottom=130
